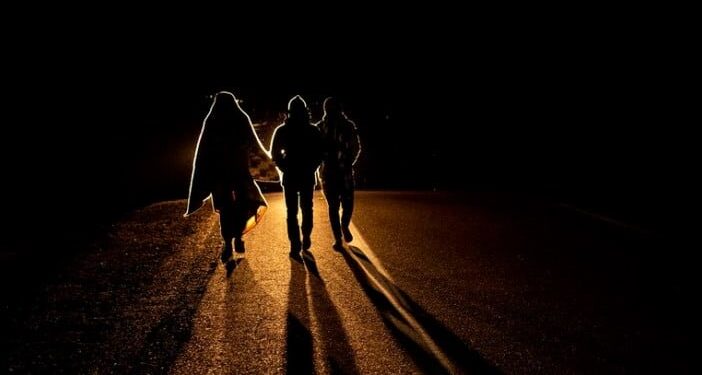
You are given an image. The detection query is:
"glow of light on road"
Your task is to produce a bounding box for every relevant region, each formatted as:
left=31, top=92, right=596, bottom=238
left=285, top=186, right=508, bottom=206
left=348, top=223, right=395, bottom=282
left=346, top=223, right=456, bottom=374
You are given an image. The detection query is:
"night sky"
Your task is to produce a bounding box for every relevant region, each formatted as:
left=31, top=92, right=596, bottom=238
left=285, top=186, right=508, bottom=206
left=2, top=11, right=691, bottom=242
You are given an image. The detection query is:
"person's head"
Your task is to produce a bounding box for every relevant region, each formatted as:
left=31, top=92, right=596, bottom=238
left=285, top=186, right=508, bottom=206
left=323, top=96, right=342, bottom=117
left=286, top=95, right=310, bottom=124
left=206, top=91, right=253, bottom=136
left=210, top=91, right=239, bottom=118
left=214, top=91, right=237, bottom=105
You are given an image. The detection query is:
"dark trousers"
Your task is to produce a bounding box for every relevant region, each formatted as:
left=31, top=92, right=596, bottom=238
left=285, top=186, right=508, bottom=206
left=212, top=185, right=247, bottom=243
left=284, top=185, right=314, bottom=247
left=323, top=186, right=354, bottom=241
left=218, top=201, right=247, bottom=243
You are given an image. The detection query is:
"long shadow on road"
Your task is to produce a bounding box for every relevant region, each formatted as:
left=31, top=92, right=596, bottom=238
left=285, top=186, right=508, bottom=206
left=286, top=252, right=360, bottom=374
left=305, top=252, right=360, bottom=375
left=129, top=254, right=220, bottom=374
left=341, top=245, right=502, bottom=375
left=286, top=258, right=315, bottom=374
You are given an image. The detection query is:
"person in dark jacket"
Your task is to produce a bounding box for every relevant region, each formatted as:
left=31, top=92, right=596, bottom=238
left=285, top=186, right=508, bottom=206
left=185, top=91, right=277, bottom=262
left=270, top=95, right=323, bottom=258
left=317, top=97, right=361, bottom=250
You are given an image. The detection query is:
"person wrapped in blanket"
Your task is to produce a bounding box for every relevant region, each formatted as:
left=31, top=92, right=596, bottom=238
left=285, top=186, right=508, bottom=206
left=185, top=91, right=278, bottom=262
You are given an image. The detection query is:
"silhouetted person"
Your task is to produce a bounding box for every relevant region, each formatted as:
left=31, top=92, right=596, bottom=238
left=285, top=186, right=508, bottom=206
left=185, top=91, right=276, bottom=262
left=317, top=97, right=361, bottom=250
left=271, top=95, right=323, bottom=257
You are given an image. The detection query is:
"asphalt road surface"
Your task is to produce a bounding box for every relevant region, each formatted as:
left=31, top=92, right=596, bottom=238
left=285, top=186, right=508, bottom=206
left=1, top=191, right=692, bottom=374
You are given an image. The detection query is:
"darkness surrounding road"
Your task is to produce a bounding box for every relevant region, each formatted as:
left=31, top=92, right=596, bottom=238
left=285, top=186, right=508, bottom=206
left=1, top=191, right=692, bottom=373
left=0, top=13, right=694, bottom=373
left=351, top=192, right=693, bottom=373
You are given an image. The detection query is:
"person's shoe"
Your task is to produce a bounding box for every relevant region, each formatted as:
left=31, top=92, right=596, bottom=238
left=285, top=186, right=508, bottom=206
left=302, top=237, right=311, bottom=251
left=234, top=238, right=246, bottom=253
left=342, top=226, right=353, bottom=242
left=220, top=242, right=233, bottom=263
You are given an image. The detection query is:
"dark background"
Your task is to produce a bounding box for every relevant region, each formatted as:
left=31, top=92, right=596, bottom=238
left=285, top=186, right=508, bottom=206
left=1, top=10, right=693, bottom=252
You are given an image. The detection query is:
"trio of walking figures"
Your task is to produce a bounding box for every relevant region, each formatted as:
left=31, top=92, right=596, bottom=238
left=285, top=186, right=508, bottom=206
left=185, top=92, right=361, bottom=261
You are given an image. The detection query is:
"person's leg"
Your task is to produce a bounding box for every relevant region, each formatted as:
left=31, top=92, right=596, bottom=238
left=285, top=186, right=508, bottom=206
left=219, top=208, right=235, bottom=261
left=324, top=187, right=343, bottom=245
left=284, top=187, right=301, bottom=253
left=299, top=184, right=314, bottom=250
left=341, top=186, right=355, bottom=242
left=232, top=201, right=248, bottom=253
left=213, top=187, right=235, bottom=262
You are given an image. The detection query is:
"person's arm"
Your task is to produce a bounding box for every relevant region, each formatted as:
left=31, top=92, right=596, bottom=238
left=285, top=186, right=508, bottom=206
left=242, top=124, right=277, bottom=182
left=315, top=121, right=329, bottom=164
left=270, top=125, right=286, bottom=171
left=249, top=126, right=272, bottom=160
left=350, top=121, right=361, bottom=165
left=315, top=127, right=325, bottom=168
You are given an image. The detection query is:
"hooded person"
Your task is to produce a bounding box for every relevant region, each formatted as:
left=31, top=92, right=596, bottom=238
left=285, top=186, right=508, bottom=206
left=185, top=91, right=278, bottom=262
left=270, top=95, right=323, bottom=258
left=317, top=97, right=361, bottom=250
